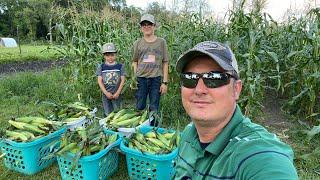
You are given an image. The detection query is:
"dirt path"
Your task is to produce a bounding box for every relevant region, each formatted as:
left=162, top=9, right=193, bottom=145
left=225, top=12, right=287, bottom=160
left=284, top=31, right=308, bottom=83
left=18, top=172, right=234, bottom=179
left=259, top=91, right=293, bottom=142
left=0, top=60, right=66, bottom=76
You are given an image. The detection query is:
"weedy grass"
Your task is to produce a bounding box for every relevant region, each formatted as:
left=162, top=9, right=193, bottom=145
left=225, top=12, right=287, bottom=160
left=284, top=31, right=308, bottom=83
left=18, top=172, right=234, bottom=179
left=289, top=125, right=320, bottom=179
left=0, top=45, right=61, bottom=64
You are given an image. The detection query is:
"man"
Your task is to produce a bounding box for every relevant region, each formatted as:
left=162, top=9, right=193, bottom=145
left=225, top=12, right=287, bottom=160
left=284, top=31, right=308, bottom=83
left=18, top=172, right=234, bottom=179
left=132, top=14, right=169, bottom=114
left=174, top=41, right=298, bottom=179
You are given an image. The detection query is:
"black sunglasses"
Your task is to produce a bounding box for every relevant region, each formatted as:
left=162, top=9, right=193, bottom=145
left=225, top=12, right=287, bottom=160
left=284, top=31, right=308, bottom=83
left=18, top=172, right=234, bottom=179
left=180, top=71, right=235, bottom=89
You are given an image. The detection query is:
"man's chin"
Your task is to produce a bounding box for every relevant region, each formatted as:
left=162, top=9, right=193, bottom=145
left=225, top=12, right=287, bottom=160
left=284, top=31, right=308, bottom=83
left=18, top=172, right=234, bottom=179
left=190, top=113, right=209, bottom=122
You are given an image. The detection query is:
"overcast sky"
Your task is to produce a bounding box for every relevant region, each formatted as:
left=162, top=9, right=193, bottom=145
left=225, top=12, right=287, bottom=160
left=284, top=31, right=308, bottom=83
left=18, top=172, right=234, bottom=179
left=126, top=0, right=319, bottom=21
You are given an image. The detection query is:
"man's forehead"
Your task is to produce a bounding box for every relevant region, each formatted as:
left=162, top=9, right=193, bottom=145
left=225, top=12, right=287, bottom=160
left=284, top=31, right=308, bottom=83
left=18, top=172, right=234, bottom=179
left=184, top=56, right=223, bottom=71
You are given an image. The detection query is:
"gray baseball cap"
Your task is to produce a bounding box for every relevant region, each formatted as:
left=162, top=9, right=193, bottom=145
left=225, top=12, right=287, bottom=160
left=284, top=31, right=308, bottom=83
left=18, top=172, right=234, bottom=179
left=140, top=14, right=155, bottom=24
left=101, top=43, right=117, bottom=53
left=176, top=41, right=239, bottom=78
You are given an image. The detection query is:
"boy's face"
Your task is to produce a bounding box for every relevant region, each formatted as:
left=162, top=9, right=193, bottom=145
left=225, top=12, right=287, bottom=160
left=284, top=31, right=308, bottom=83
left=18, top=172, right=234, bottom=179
left=103, top=53, right=116, bottom=64
left=140, top=21, right=155, bottom=36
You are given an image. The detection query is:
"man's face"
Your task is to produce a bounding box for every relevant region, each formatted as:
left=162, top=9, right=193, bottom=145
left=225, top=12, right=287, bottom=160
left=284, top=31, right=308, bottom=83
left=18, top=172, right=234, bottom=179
left=181, top=57, right=242, bottom=127
left=140, top=21, right=155, bottom=36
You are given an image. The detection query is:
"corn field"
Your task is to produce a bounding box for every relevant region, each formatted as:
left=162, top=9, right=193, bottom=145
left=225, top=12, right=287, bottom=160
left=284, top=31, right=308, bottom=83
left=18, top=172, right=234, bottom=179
left=52, top=4, right=319, bottom=129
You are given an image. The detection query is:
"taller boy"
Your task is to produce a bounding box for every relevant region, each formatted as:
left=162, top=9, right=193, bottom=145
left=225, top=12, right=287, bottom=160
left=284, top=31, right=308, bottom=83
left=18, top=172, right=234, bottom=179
left=132, top=14, right=169, bottom=112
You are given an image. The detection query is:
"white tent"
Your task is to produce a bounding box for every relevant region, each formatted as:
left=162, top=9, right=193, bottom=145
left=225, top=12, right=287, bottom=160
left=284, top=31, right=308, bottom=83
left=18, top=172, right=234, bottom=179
left=0, top=38, right=18, bottom=47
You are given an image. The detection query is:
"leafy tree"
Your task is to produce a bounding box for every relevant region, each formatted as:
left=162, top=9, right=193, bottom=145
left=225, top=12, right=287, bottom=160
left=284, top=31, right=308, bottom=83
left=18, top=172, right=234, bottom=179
left=122, top=5, right=142, bottom=19
left=54, top=0, right=126, bottom=11
left=0, top=0, right=127, bottom=41
left=0, top=0, right=28, bottom=37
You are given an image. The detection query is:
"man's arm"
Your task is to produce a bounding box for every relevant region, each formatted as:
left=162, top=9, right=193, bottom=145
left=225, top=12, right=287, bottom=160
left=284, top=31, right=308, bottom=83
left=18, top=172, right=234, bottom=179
left=236, top=151, right=298, bottom=179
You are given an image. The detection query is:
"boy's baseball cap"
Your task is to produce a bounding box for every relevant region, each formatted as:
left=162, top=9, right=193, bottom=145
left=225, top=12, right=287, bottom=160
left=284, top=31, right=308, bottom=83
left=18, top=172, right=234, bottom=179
left=140, top=14, right=155, bottom=24
left=101, top=43, right=117, bottom=53
left=176, top=41, right=239, bottom=79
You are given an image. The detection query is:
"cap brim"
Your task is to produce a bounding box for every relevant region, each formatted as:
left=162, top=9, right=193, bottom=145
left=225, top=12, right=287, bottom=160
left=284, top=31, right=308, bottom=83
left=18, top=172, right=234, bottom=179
left=139, top=20, right=155, bottom=24
left=102, top=51, right=117, bottom=54
left=176, top=49, right=234, bottom=73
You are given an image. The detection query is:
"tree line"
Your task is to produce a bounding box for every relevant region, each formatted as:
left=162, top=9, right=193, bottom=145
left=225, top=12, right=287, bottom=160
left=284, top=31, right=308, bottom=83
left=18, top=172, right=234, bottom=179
left=0, top=0, right=213, bottom=43
left=0, top=0, right=128, bottom=42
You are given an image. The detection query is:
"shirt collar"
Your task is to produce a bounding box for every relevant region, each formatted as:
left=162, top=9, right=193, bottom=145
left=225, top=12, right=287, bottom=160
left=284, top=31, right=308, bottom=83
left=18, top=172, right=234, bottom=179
left=206, top=105, right=245, bottom=155
left=183, top=105, right=245, bottom=155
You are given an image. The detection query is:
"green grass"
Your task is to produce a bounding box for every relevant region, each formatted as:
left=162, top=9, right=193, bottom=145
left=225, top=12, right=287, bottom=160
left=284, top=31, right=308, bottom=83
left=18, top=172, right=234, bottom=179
left=0, top=70, right=319, bottom=179
left=0, top=45, right=61, bottom=64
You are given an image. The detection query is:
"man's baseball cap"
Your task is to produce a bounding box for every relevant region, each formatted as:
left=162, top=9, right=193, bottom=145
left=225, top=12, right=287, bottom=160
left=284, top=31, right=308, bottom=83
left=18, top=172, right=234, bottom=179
left=101, top=43, right=117, bottom=53
left=139, top=14, right=155, bottom=25
left=176, top=41, right=239, bottom=79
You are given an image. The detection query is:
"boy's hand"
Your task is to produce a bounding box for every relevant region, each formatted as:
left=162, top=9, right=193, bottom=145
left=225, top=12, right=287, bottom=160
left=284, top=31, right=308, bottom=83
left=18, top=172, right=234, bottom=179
left=160, top=84, right=167, bottom=95
left=129, top=76, right=138, bottom=90
left=113, top=92, right=120, bottom=99
left=105, top=92, right=113, bottom=99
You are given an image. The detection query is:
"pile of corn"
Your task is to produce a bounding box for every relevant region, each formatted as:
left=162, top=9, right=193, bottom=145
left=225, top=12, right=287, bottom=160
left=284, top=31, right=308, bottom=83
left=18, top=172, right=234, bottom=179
left=47, top=101, right=94, bottom=123
left=56, top=123, right=117, bottom=157
left=101, top=109, right=148, bottom=129
left=126, top=129, right=179, bottom=155
left=4, top=117, right=62, bottom=142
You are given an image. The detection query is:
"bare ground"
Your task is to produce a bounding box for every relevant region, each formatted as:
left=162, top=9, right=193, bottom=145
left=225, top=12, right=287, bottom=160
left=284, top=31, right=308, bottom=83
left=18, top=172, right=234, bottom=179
left=258, top=90, right=293, bottom=142
left=0, top=60, right=66, bottom=76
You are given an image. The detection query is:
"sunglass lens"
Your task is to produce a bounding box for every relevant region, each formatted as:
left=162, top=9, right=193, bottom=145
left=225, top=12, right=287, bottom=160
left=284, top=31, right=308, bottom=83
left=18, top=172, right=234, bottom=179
left=204, top=72, right=230, bottom=88
left=203, top=78, right=229, bottom=88
left=181, top=74, right=197, bottom=88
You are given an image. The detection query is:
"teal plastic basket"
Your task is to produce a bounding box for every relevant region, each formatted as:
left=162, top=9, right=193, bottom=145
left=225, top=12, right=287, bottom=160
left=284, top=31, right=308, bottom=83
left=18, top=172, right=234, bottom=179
left=0, top=127, right=66, bottom=175
left=57, top=129, right=121, bottom=180
left=120, top=126, right=178, bottom=180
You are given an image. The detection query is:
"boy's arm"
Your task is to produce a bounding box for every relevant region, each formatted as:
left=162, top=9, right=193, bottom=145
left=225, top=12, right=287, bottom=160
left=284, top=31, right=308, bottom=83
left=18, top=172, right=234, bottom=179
left=114, top=76, right=125, bottom=98
left=162, top=61, right=168, bottom=83
left=132, top=61, right=137, bottom=74
left=161, top=38, right=169, bottom=85
left=160, top=61, right=169, bottom=94
left=97, top=76, right=113, bottom=99
left=131, top=39, right=140, bottom=75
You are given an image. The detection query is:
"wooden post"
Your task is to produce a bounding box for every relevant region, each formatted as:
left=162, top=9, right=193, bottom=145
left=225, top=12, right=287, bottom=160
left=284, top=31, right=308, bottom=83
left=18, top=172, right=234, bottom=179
left=49, top=17, right=53, bottom=44
left=17, top=25, right=21, bottom=54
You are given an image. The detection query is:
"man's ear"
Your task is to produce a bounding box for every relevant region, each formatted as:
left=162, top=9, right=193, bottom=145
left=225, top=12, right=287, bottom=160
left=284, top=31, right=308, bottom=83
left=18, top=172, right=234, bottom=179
left=233, top=79, right=242, bottom=100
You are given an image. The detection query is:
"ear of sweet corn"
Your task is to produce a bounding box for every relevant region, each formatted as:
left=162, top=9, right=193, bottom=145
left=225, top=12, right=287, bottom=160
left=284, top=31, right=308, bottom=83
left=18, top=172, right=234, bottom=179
left=5, top=117, right=63, bottom=142
left=103, top=108, right=149, bottom=129
left=127, top=129, right=180, bottom=155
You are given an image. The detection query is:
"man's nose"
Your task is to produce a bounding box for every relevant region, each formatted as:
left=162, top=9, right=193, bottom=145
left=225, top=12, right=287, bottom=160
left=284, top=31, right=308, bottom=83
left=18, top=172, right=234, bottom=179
left=194, top=78, right=208, bottom=94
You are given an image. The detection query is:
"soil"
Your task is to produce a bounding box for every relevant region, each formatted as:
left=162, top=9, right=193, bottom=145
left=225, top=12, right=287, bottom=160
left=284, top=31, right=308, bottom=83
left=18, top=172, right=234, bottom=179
left=0, top=60, right=291, bottom=136
left=0, top=60, right=66, bottom=76
left=258, top=91, right=293, bottom=142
